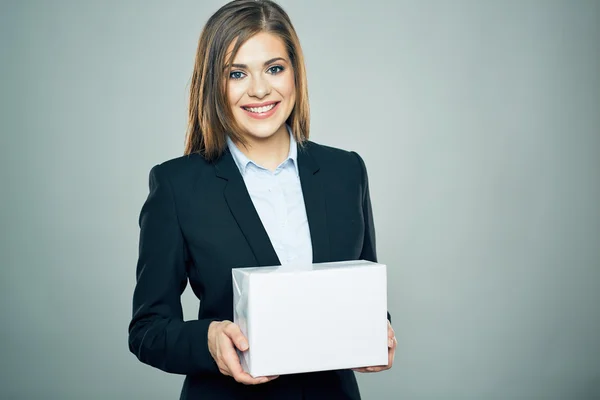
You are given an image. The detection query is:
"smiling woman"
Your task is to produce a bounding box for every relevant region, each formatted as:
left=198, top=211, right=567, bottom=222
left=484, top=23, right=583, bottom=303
left=225, top=32, right=298, bottom=169
left=128, top=1, right=395, bottom=399
left=184, top=0, right=309, bottom=163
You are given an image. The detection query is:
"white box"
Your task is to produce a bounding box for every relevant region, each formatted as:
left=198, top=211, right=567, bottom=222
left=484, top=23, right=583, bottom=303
left=232, top=259, right=388, bottom=377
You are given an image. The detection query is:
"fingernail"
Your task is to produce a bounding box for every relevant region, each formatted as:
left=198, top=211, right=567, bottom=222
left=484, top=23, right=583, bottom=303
left=388, top=338, right=394, bottom=347
left=240, top=341, right=248, bottom=351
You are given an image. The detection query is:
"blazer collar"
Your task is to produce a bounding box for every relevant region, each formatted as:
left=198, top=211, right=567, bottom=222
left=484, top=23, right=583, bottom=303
left=214, top=142, right=330, bottom=266
left=214, top=148, right=280, bottom=267
left=225, top=126, right=300, bottom=178
left=297, top=144, right=331, bottom=263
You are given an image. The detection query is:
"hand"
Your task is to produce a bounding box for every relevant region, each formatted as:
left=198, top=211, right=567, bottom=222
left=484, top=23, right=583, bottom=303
left=207, top=320, right=279, bottom=385
left=352, top=320, right=396, bottom=373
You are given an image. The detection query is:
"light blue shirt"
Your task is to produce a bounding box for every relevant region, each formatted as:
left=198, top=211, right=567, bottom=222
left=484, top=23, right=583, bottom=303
left=226, top=128, right=313, bottom=266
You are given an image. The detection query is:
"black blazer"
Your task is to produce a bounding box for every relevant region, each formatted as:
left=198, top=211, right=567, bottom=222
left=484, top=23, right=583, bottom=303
left=128, top=141, right=387, bottom=400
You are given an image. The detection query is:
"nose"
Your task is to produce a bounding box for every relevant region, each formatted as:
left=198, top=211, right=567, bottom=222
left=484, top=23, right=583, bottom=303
left=247, top=74, right=270, bottom=99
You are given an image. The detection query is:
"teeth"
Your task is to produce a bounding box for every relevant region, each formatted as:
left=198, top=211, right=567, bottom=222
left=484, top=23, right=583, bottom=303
left=244, top=103, right=276, bottom=113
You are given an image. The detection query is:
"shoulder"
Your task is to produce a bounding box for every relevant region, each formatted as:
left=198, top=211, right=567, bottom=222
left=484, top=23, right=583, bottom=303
left=302, top=140, right=368, bottom=177
left=146, top=152, right=213, bottom=189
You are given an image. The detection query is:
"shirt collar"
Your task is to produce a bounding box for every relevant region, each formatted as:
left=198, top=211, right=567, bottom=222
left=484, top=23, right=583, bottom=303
left=226, top=125, right=299, bottom=177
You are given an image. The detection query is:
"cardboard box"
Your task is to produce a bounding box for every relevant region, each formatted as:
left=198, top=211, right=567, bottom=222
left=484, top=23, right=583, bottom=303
left=232, top=259, right=388, bottom=377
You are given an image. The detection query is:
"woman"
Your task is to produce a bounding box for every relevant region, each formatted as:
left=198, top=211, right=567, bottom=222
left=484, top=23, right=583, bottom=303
left=128, top=1, right=396, bottom=399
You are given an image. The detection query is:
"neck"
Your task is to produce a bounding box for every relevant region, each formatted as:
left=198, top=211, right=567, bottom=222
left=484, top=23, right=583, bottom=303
left=238, top=125, right=291, bottom=171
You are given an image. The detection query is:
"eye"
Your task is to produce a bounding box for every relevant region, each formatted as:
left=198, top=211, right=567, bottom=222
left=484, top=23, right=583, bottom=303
left=267, top=65, right=284, bottom=74
left=229, top=71, right=245, bottom=80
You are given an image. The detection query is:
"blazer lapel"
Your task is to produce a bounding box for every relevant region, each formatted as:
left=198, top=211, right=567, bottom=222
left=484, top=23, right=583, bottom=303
left=298, top=144, right=331, bottom=263
left=215, top=150, right=281, bottom=267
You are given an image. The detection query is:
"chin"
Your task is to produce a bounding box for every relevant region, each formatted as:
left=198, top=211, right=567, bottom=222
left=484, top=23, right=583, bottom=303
left=242, top=121, right=286, bottom=140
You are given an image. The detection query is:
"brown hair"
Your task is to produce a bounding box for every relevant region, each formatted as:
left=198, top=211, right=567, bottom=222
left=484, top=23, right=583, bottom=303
left=184, top=0, right=310, bottom=161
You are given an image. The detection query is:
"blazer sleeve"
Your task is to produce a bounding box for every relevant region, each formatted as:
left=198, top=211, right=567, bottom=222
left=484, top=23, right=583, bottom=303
left=352, top=152, right=392, bottom=324
left=128, top=164, right=220, bottom=375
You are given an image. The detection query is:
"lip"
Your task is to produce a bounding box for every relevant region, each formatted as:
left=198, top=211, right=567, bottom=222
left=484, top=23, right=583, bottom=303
left=242, top=100, right=279, bottom=108
left=241, top=101, right=281, bottom=120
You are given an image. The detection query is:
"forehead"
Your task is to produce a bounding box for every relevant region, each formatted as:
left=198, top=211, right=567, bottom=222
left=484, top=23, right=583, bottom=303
left=227, top=32, right=288, bottom=64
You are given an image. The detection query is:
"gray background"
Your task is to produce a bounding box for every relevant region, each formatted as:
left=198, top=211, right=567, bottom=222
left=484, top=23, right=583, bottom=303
left=1, top=0, right=599, bottom=399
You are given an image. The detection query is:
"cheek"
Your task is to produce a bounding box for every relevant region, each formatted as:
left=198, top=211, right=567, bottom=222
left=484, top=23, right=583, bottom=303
left=285, top=76, right=296, bottom=98
left=227, top=83, right=246, bottom=107
left=275, top=74, right=296, bottom=103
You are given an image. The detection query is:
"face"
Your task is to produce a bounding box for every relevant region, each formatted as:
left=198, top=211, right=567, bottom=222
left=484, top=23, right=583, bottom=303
left=225, top=32, right=296, bottom=143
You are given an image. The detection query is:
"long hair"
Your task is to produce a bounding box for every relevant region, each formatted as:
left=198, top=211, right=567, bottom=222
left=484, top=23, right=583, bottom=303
left=184, top=0, right=310, bottom=161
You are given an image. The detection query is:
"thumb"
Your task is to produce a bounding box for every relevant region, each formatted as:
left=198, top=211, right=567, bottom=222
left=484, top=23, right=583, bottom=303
left=225, top=323, right=249, bottom=351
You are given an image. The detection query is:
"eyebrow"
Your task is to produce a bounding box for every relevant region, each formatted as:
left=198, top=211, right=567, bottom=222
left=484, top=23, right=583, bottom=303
left=227, top=57, right=288, bottom=70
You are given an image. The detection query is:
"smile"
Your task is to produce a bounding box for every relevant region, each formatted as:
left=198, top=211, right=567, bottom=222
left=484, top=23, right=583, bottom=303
left=241, top=101, right=280, bottom=119
left=243, top=103, right=276, bottom=113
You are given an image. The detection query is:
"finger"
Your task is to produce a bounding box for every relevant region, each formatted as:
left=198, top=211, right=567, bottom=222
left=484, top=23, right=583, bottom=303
left=233, top=372, right=279, bottom=385
left=353, top=365, right=387, bottom=373
left=215, top=343, right=235, bottom=377
left=387, top=321, right=395, bottom=346
left=218, top=365, right=232, bottom=377
left=388, top=335, right=397, bottom=348
left=224, top=323, right=249, bottom=351
left=220, top=339, right=245, bottom=376
left=365, top=366, right=386, bottom=373
left=358, top=348, right=395, bottom=373
left=234, top=372, right=274, bottom=385
left=224, top=357, right=265, bottom=385
left=387, top=341, right=395, bottom=368
left=354, top=368, right=374, bottom=373
left=220, top=340, right=274, bottom=385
